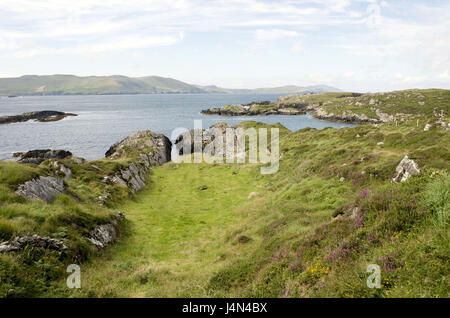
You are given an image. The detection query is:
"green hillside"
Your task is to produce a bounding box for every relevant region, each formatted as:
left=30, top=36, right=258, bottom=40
left=0, top=89, right=448, bottom=298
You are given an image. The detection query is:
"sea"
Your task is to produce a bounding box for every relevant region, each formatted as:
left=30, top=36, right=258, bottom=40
left=0, top=94, right=355, bottom=161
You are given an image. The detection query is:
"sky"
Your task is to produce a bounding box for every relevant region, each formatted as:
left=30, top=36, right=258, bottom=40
left=0, top=0, right=449, bottom=92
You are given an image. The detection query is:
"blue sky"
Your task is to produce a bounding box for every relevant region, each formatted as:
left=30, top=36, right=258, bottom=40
left=0, top=0, right=449, bottom=92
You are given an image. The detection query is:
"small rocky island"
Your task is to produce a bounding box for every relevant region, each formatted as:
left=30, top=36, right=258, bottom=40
left=201, top=100, right=304, bottom=116
left=0, top=110, right=77, bottom=125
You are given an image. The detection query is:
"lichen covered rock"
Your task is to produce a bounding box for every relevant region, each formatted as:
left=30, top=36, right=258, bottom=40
left=15, top=176, right=66, bottom=203
left=106, top=131, right=172, bottom=193
left=392, top=155, right=420, bottom=182
left=105, top=130, right=171, bottom=165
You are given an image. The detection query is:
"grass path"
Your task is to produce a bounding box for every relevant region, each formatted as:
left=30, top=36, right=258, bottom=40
left=59, top=162, right=263, bottom=297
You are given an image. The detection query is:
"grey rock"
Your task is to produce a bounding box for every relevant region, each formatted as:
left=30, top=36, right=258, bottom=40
left=87, top=223, right=118, bottom=249
left=18, top=149, right=72, bottom=165
left=105, top=130, right=172, bottom=165
left=0, top=235, right=67, bottom=253
left=15, top=176, right=65, bottom=203
left=86, top=213, right=124, bottom=249
left=72, top=156, right=85, bottom=164
left=175, top=129, right=212, bottom=155
left=392, top=155, right=420, bottom=183
left=175, top=123, right=241, bottom=157
left=52, top=161, right=72, bottom=179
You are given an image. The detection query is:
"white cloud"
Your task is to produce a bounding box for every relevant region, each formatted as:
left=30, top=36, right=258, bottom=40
left=342, top=72, right=354, bottom=79
left=9, top=35, right=180, bottom=58
left=291, top=41, right=306, bottom=54
left=0, top=0, right=448, bottom=90
left=391, top=73, right=426, bottom=85
left=255, top=29, right=299, bottom=41
left=309, top=73, right=333, bottom=84
left=438, top=71, right=450, bottom=80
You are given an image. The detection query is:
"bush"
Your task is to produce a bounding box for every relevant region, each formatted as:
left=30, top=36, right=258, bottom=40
left=423, top=172, right=450, bottom=227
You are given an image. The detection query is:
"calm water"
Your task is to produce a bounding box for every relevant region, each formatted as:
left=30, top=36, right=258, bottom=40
left=0, top=94, right=355, bottom=161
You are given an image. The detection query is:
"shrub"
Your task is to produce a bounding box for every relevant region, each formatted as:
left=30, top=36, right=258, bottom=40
left=423, top=172, right=450, bottom=227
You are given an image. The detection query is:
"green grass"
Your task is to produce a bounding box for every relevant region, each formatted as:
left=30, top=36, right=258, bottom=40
left=0, top=157, right=132, bottom=297
left=49, top=162, right=265, bottom=297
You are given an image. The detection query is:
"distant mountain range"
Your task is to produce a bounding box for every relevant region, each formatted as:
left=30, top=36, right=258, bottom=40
left=0, top=75, right=340, bottom=96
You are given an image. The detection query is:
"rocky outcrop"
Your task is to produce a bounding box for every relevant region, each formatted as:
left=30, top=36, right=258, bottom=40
left=392, top=155, right=420, bottom=183
left=175, top=122, right=240, bottom=157
left=423, top=120, right=449, bottom=132
left=0, top=110, right=77, bottom=125
left=106, top=131, right=172, bottom=193
left=17, top=149, right=72, bottom=164
left=86, top=211, right=125, bottom=249
left=15, top=176, right=65, bottom=203
left=105, top=130, right=171, bottom=165
left=201, top=100, right=305, bottom=116
left=311, top=107, right=381, bottom=124
left=53, top=162, right=72, bottom=179
left=201, top=106, right=304, bottom=116
left=0, top=235, right=67, bottom=253
left=111, top=162, right=148, bottom=193
left=175, top=129, right=213, bottom=155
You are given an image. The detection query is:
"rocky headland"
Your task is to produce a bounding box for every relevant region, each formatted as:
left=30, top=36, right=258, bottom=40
left=0, top=110, right=77, bottom=125
left=201, top=90, right=450, bottom=125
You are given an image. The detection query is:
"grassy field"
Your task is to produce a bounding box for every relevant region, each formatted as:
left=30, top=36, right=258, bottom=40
left=49, top=162, right=266, bottom=297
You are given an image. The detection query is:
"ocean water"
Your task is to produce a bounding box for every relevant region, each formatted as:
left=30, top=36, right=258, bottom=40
left=0, top=94, right=355, bottom=161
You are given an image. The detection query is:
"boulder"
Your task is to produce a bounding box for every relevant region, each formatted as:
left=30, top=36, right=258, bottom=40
left=87, top=223, right=119, bottom=249
left=105, top=130, right=171, bottom=165
left=112, top=162, right=148, bottom=193
left=175, top=123, right=246, bottom=159
left=15, top=176, right=65, bottom=203
left=392, top=155, right=420, bottom=183
left=86, top=211, right=124, bottom=249
left=175, top=129, right=212, bottom=155
left=18, top=149, right=72, bottom=164
left=106, top=131, right=171, bottom=193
